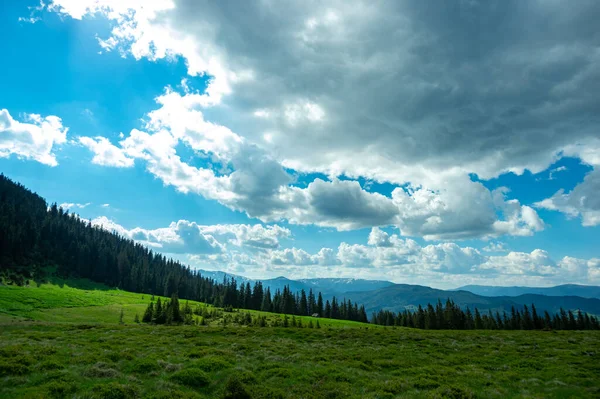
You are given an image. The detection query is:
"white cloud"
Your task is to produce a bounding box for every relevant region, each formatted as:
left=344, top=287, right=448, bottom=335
left=42, top=1, right=600, bottom=181
left=548, top=166, right=567, bottom=180
left=368, top=227, right=393, bottom=247
left=60, top=202, right=91, bottom=210
left=492, top=189, right=545, bottom=237
left=270, top=248, right=319, bottom=266
left=482, top=242, right=508, bottom=253
left=92, top=217, right=224, bottom=254
left=199, top=224, right=291, bottom=250
left=86, top=219, right=600, bottom=286
left=39, top=0, right=600, bottom=240
left=0, top=108, right=67, bottom=166
left=536, top=169, right=600, bottom=226
left=79, top=136, right=134, bottom=167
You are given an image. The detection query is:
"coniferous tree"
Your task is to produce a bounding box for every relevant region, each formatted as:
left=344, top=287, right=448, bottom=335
left=474, top=308, right=483, bottom=329
left=300, top=290, right=308, bottom=316
left=142, top=301, right=154, bottom=323
left=317, top=293, right=324, bottom=316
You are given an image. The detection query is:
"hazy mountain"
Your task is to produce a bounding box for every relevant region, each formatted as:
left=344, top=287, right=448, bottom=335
left=196, top=269, right=600, bottom=315
left=345, top=284, right=600, bottom=315
left=197, top=272, right=393, bottom=296
left=197, top=269, right=251, bottom=285
left=455, top=284, right=600, bottom=299
left=298, top=278, right=393, bottom=295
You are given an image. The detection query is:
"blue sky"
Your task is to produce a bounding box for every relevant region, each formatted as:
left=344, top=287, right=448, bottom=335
left=1, top=1, right=599, bottom=288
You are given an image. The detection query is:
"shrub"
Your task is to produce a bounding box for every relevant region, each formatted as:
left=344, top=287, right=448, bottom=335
left=83, top=362, right=121, bottom=378
left=91, top=382, right=138, bottom=399
left=222, top=375, right=252, bottom=399
left=37, top=360, right=64, bottom=371
left=426, top=386, right=475, bottom=399
left=128, top=357, right=159, bottom=374
left=169, top=368, right=210, bottom=388
left=194, top=356, right=232, bottom=372
left=413, top=377, right=441, bottom=390
left=0, top=360, right=29, bottom=376
left=235, top=369, right=257, bottom=385
left=45, top=380, right=77, bottom=398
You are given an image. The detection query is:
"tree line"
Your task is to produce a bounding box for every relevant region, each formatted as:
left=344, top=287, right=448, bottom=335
left=139, top=293, right=325, bottom=328
left=0, top=174, right=367, bottom=323
left=371, top=299, right=600, bottom=330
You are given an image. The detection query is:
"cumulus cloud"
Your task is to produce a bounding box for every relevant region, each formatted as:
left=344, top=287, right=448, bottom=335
left=43, top=0, right=600, bottom=181
left=536, top=168, right=600, bottom=227
left=199, top=224, right=291, bottom=250
left=92, top=217, right=224, bottom=254
left=59, top=202, right=91, bottom=210
left=536, top=140, right=600, bottom=226
left=38, top=0, right=600, bottom=238
left=79, top=136, right=134, bottom=167
left=482, top=242, right=508, bottom=253
left=88, top=219, right=599, bottom=286
left=0, top=108, right=67, bottom=166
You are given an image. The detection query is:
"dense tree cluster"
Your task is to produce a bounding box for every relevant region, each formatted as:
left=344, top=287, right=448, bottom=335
left=371, top=299, right=600, bottom=331
left=220, top=279, right=368, bottom=322
left=0, top=174, right=366, bottom=323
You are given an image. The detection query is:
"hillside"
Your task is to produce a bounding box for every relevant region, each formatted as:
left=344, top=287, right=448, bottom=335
left=0, top=279, right=365, bottom=329
left=0, top=175, right=368, bottom=325
left=346, top=284, right=600, bottom=315
left=457, top=284, right=600, bottom=299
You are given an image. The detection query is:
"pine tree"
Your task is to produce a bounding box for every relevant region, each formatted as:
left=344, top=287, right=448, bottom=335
left=300, top=290, right=308, bottom=316
left=134, top=313, right=140, bottom=323
left=317, top=293, right=324, bottom=316
left=142, top=301, right=154, bottom=323
left=465, top=308, right=474, bottom=329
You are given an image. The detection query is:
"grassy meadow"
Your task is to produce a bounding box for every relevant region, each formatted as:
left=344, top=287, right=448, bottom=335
left=1, top=281, right=600, bottom=398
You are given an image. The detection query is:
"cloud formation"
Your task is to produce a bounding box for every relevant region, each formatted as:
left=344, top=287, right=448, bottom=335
left=92, top=217, right=224, bottom=254
left=0, top=108, right=67, bottom=166
left=89, top=218, right=600, bottom=286
left=33, top=1, right=599, bottom=242
left=536, top=169, right=600, bottom=226
left=59, top=202, right=91, bottom=210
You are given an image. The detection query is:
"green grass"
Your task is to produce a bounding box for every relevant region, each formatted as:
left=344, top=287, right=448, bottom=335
left=1, top=324, right=599, bottom=398
left=1, top=281, right=599, bottom=398
left=0, top=280, right=366, bottom=328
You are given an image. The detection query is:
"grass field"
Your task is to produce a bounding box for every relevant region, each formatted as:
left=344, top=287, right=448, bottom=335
left=1, top=282, right=599, bottom=398
left=0, top=281, right=365, bottom=328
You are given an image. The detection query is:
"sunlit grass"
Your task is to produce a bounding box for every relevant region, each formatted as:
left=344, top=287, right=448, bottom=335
left=1, top=281, right=598, bottom=398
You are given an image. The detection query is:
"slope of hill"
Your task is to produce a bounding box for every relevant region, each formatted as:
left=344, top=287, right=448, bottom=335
left=456, top=284, right=600, bottom=299
left=346, top=284, right=600, bottom=315
left=0, top=279, right=366, bottom=328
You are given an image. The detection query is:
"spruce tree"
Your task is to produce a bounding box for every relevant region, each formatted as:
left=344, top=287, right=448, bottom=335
left=317, top=293, right=324, bottom=316
left=142, top=301, right=154, bottom=323
left=474, top=308, right=483, bottom=329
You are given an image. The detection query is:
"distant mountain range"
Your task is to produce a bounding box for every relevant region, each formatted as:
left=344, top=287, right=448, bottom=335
left=198, top=270, right=393, bottom=296
left=345, top=285, right=600, bottom=316
left=454, top=284, right=600, bottom=299
left=198, top=269, right=600, bottom=316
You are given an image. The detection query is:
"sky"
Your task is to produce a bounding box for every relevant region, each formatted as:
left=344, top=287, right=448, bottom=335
left=1, top=0, right=599, bottom=289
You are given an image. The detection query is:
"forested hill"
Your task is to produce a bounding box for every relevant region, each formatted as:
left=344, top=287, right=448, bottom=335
left=0, top=174, right=368, bottom=323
